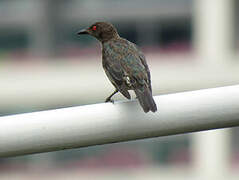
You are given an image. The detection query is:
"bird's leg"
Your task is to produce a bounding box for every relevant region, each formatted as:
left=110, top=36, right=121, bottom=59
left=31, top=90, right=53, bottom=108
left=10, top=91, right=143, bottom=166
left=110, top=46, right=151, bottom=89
left=105, top=89, right=118, bottom=103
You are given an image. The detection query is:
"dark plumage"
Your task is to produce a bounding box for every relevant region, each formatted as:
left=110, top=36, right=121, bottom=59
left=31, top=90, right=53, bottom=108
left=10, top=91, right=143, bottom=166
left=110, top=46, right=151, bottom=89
left=77, top=22, right=157, bottom=113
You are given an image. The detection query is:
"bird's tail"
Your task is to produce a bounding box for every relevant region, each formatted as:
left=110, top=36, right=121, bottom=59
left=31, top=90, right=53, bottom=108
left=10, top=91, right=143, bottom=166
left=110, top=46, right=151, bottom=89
left=134, top=86, right=157, bottom=113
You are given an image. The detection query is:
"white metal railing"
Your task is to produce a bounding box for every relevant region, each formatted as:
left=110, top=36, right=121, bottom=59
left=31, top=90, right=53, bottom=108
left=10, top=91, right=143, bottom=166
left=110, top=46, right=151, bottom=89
left=0, top=85, right=239, bottom=157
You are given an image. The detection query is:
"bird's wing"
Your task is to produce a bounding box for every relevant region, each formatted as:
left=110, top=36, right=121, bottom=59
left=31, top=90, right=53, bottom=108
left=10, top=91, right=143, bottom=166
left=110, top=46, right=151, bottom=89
left=129, top=42, right=152, bottom=92
left=112, top=40, right=150, bottom=90
left=120, top=41, right=156, bottom=112
left=121, top=53, right=148, bottom=85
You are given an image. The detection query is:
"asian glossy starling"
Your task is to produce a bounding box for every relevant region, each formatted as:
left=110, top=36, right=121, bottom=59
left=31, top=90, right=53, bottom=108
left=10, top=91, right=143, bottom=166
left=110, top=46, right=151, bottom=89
left=77, top=22, right=157, bottom=113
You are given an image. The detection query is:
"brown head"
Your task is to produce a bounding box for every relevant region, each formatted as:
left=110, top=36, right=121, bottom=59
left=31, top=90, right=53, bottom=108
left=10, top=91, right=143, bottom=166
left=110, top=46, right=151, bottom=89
left=77, top=22, right=119, bottom=43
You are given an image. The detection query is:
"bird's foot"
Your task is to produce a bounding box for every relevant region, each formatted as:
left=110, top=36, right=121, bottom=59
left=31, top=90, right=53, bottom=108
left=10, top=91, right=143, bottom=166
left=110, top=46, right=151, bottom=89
left=105, top=98, right=114, bottom=104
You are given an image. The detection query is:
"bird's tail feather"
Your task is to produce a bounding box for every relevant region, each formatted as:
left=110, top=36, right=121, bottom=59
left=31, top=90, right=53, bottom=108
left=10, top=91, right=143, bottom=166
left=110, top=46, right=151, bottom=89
left=134, top=86, right=157, bottom=113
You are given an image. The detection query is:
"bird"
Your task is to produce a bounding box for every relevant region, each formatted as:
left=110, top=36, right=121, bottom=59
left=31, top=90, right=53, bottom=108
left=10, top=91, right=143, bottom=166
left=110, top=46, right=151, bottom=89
left=77, top=22, right=157, bottom=113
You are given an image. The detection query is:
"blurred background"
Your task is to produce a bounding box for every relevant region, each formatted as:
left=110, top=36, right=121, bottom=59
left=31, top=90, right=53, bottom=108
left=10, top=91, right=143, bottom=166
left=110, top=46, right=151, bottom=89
left=0, top=0, right=239, bottom=179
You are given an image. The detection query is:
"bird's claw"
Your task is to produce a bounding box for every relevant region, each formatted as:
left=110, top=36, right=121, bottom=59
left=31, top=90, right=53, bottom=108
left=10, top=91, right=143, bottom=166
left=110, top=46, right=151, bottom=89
left=105, top=98, right=114, bottom=104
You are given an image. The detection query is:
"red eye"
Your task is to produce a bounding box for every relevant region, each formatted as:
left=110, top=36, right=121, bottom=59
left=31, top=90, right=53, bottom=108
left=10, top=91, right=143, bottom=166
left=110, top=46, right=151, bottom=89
left=92, top=26, right=97, bottom=31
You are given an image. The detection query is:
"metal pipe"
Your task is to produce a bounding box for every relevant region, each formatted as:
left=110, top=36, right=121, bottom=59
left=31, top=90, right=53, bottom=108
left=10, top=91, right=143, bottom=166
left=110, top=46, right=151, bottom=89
left=1, top=85, right=239, bottom=157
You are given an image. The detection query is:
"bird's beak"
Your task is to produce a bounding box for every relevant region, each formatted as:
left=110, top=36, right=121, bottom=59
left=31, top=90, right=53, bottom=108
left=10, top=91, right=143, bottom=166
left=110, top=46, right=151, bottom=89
left=77, top=29, right=89, bottom=35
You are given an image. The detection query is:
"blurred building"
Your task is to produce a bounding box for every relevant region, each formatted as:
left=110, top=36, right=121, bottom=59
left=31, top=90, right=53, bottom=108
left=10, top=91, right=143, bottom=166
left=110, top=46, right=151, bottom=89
left=0, top=0, right=193, bottom=58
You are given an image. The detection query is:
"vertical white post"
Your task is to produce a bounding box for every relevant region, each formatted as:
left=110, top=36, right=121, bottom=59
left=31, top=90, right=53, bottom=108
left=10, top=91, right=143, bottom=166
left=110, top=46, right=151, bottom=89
left=194, top=0, right=234, bottom=63
left=192, top=0, right=233, bottom=178
left=192, top=130, right=231, bottom=179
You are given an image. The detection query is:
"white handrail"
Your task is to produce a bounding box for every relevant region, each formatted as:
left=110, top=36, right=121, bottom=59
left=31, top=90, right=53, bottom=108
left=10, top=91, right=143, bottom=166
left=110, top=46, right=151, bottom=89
left=1, top=85, right=239, bottom=157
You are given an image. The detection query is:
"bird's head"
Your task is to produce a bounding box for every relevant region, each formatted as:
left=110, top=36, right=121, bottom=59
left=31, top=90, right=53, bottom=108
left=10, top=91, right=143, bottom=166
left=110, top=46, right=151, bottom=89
left=77, top=22, right=119, bottom=42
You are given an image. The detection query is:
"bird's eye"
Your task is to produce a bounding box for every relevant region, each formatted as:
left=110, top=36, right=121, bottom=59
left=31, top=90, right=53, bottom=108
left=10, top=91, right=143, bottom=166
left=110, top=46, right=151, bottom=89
left=92, top=26, right=97, bottom=31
